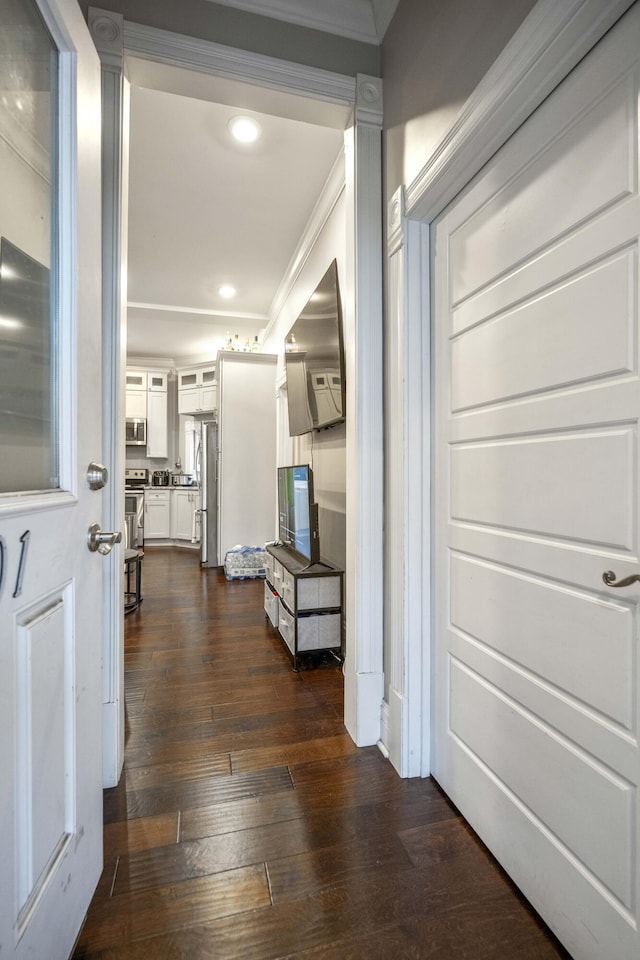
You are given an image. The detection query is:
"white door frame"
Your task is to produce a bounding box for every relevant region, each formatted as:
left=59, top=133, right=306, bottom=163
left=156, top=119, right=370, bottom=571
left=89, top=9, right=385, bottom=784
left=383, top=0, right=637, bottom=776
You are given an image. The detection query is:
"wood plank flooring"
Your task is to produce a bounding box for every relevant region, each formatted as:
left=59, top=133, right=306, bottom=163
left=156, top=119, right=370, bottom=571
left=73, top=547, right=572, bottom=960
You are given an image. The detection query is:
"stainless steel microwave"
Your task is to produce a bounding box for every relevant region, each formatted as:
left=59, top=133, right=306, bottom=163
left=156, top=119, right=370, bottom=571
left=125, top=418, right=146, bottom=446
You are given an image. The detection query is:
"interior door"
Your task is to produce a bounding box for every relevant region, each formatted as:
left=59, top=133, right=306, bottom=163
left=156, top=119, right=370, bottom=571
left=0, top=1, right=104, bottom=957
left=433, top=5, right=640, bottom=959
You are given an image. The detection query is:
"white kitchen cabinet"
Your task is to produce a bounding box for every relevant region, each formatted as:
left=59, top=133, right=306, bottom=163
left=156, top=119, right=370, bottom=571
left=147, top=371, right=168, bottom=392
left=146, top=377, right=168, bottom=458
left=216, top=351, right=277, bottom=563
left=171, top=489, right=200, bottom=541
left=177, top=364, right=217, bottom=414
left=125, top=369, right=147, bottom=419
left=145, top=489, right=170, bottom=539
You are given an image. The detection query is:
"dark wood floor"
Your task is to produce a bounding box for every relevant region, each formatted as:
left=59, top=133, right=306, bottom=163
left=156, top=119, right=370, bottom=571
left=73, top=546, right=571, bottom=960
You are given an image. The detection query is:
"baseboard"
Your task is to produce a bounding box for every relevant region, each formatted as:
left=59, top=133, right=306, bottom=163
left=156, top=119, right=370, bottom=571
left=102, top=699, right=123, bottom=788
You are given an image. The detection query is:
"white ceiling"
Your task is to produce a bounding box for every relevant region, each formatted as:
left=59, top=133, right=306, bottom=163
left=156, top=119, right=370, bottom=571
left=126, top=85, right=344, bottom=362
left=126, top=0, right=396, bottom=365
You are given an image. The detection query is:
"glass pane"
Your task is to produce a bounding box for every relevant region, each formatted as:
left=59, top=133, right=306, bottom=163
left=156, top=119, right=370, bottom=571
left=202, top=370, right=215, bottom=383
left=0, top=0, right=58, bottom=494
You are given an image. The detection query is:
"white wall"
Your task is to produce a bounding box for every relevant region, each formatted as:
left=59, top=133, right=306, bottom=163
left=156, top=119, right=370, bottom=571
left=381, top=0, right=537, bottom=201
left=262, top=190, right=347, bottom=571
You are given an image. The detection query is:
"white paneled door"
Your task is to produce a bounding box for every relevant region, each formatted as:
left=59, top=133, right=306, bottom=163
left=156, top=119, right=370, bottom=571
left=433, top=5, right=640, bottom=959
left=0, top=1, right=104, bottom=958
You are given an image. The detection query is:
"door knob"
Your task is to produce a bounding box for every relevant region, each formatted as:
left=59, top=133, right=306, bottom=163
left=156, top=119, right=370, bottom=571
left=87, top=462, right=109, bottom=490
left=88, top=522, right=122, bottom=555
left=602, top=570, right=640, bottom=588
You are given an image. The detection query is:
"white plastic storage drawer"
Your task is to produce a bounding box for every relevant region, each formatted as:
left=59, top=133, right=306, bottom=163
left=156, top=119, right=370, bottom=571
left=264, top=581, right=279, bottom=628
left=263, top=552, right=274, bottom=585
left=282, top=568, right=295, bottom=611
left=277, top=600, right=294, bottom=653
left=271, top=558, right=283, bottom=595
left=297, top=575, right=341, bottom=611
left=297, top=612, right=341, bottom=651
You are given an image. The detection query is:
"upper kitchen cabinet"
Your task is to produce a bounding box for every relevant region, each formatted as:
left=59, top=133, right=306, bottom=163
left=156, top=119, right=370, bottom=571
left=125, top=369, right=147, bottom=419
left=146, top=371, right=168, bottom=458
left=125, top=366, right=169, bottom=458
left=178, top=364, right=217, bottom=415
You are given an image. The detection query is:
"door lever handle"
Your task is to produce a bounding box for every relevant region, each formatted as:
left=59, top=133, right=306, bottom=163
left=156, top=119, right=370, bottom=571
left=88, top=522, right=122, bottom=555
left=602, top=570, right=640, bottom=588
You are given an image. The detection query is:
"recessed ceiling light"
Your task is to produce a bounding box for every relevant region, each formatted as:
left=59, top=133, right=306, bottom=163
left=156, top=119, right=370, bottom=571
left=0, top=316, right=21, bottom=329
left=228, top=116, right=262, bottom=144
left=218, top=284, right=237, bottom=299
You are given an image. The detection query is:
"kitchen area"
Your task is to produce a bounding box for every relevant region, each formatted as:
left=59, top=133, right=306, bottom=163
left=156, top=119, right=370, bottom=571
left=124, top=360, right=217, bottom=564
left=124, top=351, right=277, bottom=574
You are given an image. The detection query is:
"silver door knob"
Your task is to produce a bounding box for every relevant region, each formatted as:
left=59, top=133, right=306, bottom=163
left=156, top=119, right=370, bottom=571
left=87, top=462, right=109, bottom=490
left=88, top=522, right=122, bottom=555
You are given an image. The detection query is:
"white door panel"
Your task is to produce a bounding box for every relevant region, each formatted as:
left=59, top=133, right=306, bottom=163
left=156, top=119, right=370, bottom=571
left=0, top=1, right=104, bottom=958
left=450, top=553, right=634, bottom=729
left=451, top=429, right=634, bottom=549
left=433, top=4, right=640, bottom=958
left=451, top=250, right=634, bottom=411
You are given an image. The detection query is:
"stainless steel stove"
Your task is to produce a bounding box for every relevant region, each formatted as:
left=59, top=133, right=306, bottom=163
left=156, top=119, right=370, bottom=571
left=124, top=468, right=147, bottom=548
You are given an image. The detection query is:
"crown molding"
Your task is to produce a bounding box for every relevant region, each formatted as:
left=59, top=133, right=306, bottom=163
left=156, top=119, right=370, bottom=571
left=201, top=0, right=380, bottom=44
left=127, top=301, right=268, bottom=322
left=261, top=148, right=345, bottom=342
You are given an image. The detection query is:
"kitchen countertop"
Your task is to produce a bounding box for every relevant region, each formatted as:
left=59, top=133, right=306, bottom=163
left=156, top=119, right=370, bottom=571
left=144, top=484, right=200, bottom=490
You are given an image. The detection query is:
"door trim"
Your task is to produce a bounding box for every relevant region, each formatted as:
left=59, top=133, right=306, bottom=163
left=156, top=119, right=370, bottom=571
left=386, top=0, right=638, bottom=776
left=123, top=20, right=357, bottom=108
left=90, top=7, right=385, bottom=782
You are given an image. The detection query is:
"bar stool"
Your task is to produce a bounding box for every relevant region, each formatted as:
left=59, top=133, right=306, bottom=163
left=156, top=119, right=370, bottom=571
left=124, top=548, right=143, bottom=613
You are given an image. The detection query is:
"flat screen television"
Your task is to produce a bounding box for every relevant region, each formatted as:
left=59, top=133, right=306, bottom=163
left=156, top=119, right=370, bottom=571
left=278, top=464, right=320, bottom=565
left=284, top=259, right=345, bottom=437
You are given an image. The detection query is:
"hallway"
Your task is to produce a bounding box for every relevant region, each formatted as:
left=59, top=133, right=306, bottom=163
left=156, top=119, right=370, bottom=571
left=73, top=547, right=570, bottom=959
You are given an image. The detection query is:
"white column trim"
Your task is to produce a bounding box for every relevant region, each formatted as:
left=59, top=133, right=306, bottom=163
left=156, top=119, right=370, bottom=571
left=123, top=20, right=357, bottom=105
left=343, top=75, right=384, bottom=746
left=405, top=0, right=636, bottom=223
left=384, top=188, right=430, bottom=776
left=89, top=7, right=127, bottom=788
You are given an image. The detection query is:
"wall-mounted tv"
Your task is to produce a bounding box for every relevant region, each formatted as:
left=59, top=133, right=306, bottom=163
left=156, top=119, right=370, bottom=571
left=284, top=259, right=345, bottom=437
left=278, top=464, right=320, bottom=566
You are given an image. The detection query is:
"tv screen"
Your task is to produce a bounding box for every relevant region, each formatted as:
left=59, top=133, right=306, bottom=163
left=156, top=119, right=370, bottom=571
left=278, top=464, right=319, bottom=565
left=284, top=260, right=345, bottom=437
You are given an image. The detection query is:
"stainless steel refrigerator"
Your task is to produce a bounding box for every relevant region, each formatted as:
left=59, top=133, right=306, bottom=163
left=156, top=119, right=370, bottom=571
left=197, top=420, right=218, bottom=567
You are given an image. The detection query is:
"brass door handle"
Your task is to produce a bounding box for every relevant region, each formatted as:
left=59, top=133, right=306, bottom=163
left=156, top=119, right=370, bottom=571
left=602, top=570, right=640, bottom=588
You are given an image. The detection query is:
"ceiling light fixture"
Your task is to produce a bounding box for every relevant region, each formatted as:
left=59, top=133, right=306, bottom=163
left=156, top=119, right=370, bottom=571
left=228, top=116, right=262, bottom=144
left=218, top=284, right=237, bottom=299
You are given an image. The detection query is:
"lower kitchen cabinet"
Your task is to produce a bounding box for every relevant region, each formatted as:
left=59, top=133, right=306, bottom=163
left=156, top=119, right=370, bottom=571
left=144, top=489, right=170, bottom=539
left=171, top=489, right=200, bottom=541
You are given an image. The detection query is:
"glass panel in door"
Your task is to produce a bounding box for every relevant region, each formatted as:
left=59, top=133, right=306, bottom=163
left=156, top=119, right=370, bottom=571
left=0, top=0, right=58, bottom=494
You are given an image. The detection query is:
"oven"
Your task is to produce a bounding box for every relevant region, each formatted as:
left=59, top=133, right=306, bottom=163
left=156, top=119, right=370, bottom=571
left=124, top=468, right=147, bottom=548
left=124, top=490, right=144, bottom=548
